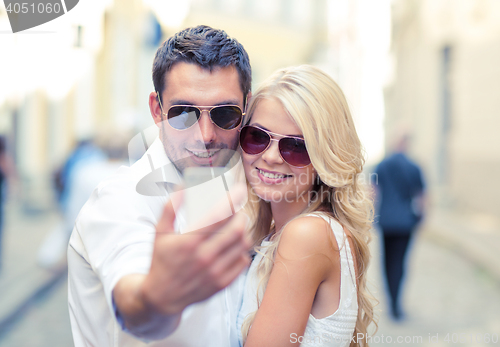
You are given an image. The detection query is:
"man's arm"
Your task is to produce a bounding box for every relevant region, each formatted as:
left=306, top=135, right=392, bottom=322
left=113, top=195, right=251, bottom=340
left=113, top=274, right=181, bottom=339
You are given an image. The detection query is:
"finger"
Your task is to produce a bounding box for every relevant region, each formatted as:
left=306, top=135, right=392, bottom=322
left=168, top=213, right=249, bottom=296
left=185, top=253, right=250, bottom=301
left=209, top=233, right=250, bottom=281
left=156, top=191, right=184, bottom=235
left=201, top=210, right=248, bottom=249
left=227, top=182, right=248, bottom=213
left=235, top=211, right=253, bottom=246
left=216, top=255, right=251, bottom=290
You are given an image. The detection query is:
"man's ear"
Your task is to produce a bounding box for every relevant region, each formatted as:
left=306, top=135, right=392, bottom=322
left=149, top=91, right=163, bottom=127
left=244, top=92, right=252, bottom=111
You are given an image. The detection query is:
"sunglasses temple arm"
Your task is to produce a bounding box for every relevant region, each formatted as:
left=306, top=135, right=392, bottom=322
left=155, top=91, right=166, bottom=115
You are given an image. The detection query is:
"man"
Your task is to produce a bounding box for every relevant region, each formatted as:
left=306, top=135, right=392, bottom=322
left=373, top=134, right=425, bottom=321
left=68, top=25, right=252, bottom=346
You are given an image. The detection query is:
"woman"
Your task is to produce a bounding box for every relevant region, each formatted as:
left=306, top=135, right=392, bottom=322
left=237, top=65, right=376, bottom=347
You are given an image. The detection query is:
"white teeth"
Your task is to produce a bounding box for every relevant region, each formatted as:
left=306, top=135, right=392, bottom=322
left=259, top=169, right=287, bottom=179
left=191, top=150, right=217, bottom=158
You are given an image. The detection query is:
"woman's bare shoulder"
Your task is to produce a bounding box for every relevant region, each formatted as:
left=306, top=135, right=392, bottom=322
left=277, top=215, right=339, bottom=260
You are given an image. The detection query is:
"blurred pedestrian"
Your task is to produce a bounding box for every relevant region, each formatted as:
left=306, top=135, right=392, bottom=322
left=38, top=138, right=112, bottom=269
left=373, top=134, right=425, bottom=320
left=0, top=136, right=16, bottom=272
left=53, top=139, right=106, bottom=214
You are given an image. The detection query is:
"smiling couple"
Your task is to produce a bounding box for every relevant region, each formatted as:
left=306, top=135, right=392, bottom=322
left=67, top=25, right=375, bottom=347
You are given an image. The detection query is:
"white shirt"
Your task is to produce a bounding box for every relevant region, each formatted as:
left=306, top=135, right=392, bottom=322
left=68, top=137, right=246, bottom=347
left=65, top=158, right=126, bottom=234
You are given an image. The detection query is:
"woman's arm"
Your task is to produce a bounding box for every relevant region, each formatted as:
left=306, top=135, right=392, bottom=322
left=244, top=216, right=340, bottom=347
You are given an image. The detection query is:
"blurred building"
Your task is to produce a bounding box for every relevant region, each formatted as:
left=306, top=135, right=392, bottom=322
left=0, top=0, right=157, bottom=211
left=178, top=0, right=388, bottom=163
left=1, top=0, right=332, bottom=211
left=1, top=0, right=389, bottom=211
left=385, top=0, right=500, bottom=216
left=178, top=0, right=330, bottom=86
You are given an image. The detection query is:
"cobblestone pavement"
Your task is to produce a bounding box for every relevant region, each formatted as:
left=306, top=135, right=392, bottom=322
left=0, top=203, right=63, bottom=312
left=0, top=226, right=499, bottom=346
left=0, top=276, right=73, bottom=347
left=368, top=230, right=500, bottom=347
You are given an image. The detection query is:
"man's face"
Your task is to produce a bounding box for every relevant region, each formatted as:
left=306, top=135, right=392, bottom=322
left=149, top=62, right=244, bottom=173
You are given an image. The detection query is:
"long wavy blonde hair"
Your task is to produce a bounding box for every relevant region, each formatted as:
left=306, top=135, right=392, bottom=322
left=241, top=65, right=377, bottom=346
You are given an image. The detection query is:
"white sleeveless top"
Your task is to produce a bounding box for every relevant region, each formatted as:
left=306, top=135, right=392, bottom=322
left=236, top=213, right=358, bottom=347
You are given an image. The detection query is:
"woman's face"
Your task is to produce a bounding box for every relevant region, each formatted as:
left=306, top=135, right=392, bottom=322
left=242, top=98, right=316, bottom=205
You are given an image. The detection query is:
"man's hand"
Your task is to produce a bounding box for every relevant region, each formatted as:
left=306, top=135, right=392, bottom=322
left=113, top=190, right=251, bottom=338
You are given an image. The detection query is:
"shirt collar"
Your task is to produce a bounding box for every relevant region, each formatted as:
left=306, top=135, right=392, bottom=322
left=145, top=137, right=183, bottom=185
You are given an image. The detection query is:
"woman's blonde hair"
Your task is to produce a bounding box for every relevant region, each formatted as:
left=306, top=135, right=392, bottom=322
left=241, top=65, right=377, bottom=346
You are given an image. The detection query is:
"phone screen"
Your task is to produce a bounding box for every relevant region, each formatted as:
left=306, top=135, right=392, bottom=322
left=181, top=161, right=247, bottom=233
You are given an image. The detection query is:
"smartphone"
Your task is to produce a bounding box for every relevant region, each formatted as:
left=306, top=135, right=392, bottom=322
left=182, top=162, right=247, bottom=232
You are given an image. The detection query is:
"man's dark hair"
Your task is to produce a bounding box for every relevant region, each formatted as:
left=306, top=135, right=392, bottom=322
left=152, top=25, right=251, bottom=104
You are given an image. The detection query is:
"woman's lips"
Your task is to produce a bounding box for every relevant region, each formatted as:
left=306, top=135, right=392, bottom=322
left=256, top=167, right=291, bottom=184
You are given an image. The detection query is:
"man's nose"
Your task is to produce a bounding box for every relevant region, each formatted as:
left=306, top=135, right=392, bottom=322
left=196, top=110, right=216, bottom=144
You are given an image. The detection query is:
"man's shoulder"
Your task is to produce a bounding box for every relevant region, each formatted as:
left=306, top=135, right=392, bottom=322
left=76, top=161, right=166, bottom=228
left=378, top=152, right=412, bottom=169
left=375, top=155, right=392, bottom=173
left=92, top=137, right=174, bottom=197
left=89, top=163, right=143, bottom=199
left=71, top=136, right=175, bottom=239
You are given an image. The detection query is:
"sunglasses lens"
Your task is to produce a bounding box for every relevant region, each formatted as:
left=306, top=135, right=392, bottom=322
left=279, top=137, right=311, bottom=167
left=167, top=106, right=200, bottom=129
left=211, top=106, right=243, bottom=130
left=240, top=126, right=270, bottom=154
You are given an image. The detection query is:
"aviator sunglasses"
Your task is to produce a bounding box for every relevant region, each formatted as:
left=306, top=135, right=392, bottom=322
left=239, top=125, right=311, bottom=168
left=156, top=92, right=245, bottom=130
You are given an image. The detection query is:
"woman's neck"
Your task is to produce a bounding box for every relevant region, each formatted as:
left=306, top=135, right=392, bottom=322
left=270, top=197, right=310, bottom=233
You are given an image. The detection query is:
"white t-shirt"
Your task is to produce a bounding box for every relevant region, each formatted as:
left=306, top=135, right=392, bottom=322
left=68, top=137, right=246, bottom=347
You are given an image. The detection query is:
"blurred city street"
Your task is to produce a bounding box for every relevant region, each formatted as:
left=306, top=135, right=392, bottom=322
left=0, top=275, right=72, bottom=347
left=1, top=0, right=500, bottom=346
left=369, top=216, right=500, bottom=347
left=0, top=199, right=498, bottom=346
left=0, top=201, right=71, bottom=347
